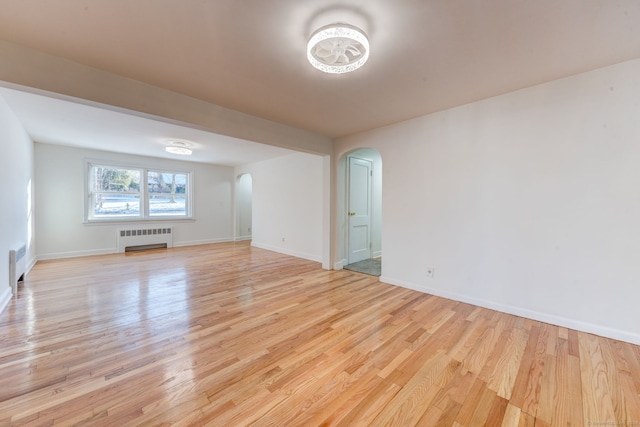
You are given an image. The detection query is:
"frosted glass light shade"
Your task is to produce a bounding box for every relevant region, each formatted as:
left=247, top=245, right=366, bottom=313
left=307, top=23, right=369, bottom=74
left=166, top=146, right=192, bottom=155
left=165, top=141, right=192, bottom=155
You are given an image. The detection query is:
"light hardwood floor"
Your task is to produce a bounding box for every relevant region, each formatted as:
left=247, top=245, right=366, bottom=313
left=1, top=242, right=639, bottom=426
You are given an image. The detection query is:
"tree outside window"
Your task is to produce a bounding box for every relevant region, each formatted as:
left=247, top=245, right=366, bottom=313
left=87, top=163, right=191, bottom=221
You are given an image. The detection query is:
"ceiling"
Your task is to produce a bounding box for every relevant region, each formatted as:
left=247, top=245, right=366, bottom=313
left=0, top=86, right=296, bottom=166
left=1, top=0, right=639, bottom=163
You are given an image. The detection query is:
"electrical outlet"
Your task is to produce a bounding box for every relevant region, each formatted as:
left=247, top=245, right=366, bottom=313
left=427, top=267, right=434, bottom=278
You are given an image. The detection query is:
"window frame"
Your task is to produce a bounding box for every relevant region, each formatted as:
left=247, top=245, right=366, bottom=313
left=84, top=160, right=194, bottom=223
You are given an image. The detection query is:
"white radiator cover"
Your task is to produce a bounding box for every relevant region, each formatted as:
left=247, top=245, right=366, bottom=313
left=9, top=244, right=27, bottom=296
left=117, top=227, right=173, bottom=252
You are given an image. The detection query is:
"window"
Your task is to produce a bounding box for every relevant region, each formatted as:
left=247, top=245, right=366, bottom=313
left=147, top=171, right=188, bottom=217
left=86, top=162, right=191, bottom=221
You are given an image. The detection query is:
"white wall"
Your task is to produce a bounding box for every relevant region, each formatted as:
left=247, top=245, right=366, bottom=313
left=0, top=95, right=35, bottom=313
left=35, top=143, right=235, bottom=259
left=237, top=152, right=324, bottom=263
left=335, top=59, right=640, bottom=344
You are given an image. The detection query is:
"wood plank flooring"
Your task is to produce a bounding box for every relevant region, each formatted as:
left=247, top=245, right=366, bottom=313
left=1, top=242, right=639, bottom=426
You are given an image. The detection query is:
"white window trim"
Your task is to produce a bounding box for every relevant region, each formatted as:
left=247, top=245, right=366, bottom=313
left=84, top=159, right=194, bottom=223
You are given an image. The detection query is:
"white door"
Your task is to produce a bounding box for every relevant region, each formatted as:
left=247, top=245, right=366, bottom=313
left=348, top=156, right=372, bottom=264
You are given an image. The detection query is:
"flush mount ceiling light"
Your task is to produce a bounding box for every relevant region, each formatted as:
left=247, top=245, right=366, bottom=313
left=307, top=23, right=369, bottom=74
left=165, top=140, right=193, bottom=155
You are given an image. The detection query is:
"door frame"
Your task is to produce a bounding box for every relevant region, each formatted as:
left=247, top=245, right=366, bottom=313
left=235, top=173, right=253, bottom=242
left=336, top=148, right=382, bottom=270
left=347, top=155, right=373, bottom=265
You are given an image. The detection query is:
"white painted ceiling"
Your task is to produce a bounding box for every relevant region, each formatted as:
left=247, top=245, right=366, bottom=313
left=1, top=0, right=639, bottom=163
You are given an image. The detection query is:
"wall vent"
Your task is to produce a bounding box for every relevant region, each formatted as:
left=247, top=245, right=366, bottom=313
left=117, top=227, right=173, bottom=252
left=9, top=244, right=27, bottom=297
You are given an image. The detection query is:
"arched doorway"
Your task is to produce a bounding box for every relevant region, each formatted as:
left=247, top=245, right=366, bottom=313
left=339, top=148, right=382, bottom=276
left=236, top=173, right=252, bottom=241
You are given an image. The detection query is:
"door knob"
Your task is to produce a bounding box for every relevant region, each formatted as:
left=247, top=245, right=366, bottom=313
left=349, top=212, right=356, bottom=216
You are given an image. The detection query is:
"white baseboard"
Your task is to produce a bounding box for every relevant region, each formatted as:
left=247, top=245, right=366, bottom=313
left=0, top=286, right=12, bottom=316
left=37, top=248, right=117, bottom=260
left=26, top=257, right=37, bottom=275
left=37, top=239, right=237, bottom=260
left=334, top=259, right=346, bottom=270
left=372, top=251, right=382, bottom=259
left=173, top=238, right=233, bottom=247
left=380, top=276, right=640, bottom=346
left=235, top=235, right=252, bottom=242
left=251, top=242, right=322, bottom=263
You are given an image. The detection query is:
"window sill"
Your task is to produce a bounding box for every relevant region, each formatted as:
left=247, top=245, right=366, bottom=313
left=83, top=217, right=195, bottom=225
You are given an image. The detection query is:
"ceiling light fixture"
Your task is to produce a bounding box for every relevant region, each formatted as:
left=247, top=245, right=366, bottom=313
left=165, top=140, right=193, bottom=155
left=307, top=23, right=369, bottom=74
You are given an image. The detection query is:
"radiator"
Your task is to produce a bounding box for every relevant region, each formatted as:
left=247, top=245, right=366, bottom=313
left=117, top=227, right=173, bottom=252
left=9, top=244, right=26, bottom=297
